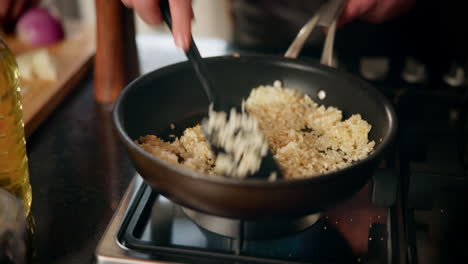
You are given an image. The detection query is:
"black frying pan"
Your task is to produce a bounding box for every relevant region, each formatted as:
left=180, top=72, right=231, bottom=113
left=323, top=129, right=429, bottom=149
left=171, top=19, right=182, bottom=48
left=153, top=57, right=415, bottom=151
left=113, top=54, right=397, bottom=219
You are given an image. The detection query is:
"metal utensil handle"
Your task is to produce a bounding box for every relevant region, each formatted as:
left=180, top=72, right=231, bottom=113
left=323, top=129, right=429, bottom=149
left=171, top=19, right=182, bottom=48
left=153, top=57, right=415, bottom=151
left=284, top=0, right=345, bottom=67
left=285, top=17, right=337, bottom=68
left=320, top=20, right=337, bottom=67
left=284, top=14, right=321, bottom=59
left=159, top=0, right=217, bottom=105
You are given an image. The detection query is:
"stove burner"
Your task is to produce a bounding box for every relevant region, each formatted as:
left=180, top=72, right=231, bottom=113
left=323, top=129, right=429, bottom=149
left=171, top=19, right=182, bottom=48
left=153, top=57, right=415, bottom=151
left=97, top=174, right=398, bottom=264
left=182, top=207, right=321, bottom=240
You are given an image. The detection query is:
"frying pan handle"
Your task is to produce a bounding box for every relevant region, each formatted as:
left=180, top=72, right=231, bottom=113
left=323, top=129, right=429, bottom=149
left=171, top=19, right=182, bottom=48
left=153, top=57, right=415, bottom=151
left=285, top=18, right=337, bottom=67
left=284, top=13, right=321, bottom=59
left=320, top=20, right=337, bottom=67
left=159, top=0, right=219, bottom=106
left=285, top=0, right=345, bottom=68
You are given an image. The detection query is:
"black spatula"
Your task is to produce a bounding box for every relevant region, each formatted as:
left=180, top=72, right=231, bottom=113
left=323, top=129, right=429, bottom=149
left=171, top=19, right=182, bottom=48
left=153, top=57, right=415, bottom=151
left=159, top=0, right=283, bottom=180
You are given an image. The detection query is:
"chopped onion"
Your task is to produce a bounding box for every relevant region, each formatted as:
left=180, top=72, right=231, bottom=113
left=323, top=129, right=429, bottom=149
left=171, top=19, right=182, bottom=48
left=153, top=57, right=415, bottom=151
left=16, top=7, right=65, bottom=46
left=16, top=49, right=58, bottom=81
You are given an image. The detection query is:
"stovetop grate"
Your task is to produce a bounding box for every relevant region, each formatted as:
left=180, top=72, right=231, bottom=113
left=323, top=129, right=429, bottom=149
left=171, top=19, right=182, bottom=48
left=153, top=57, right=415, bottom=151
left=114, top=178, right=394, bottom=264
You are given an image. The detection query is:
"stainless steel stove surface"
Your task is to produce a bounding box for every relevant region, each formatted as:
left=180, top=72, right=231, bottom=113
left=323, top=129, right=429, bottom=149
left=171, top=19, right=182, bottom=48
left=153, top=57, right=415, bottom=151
left=96, top=169, right=399, bottom=264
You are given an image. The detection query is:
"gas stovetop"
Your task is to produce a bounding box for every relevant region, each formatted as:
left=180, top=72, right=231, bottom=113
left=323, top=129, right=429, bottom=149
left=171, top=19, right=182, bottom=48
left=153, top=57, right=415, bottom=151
left=96, top=168, right=401, bottom=264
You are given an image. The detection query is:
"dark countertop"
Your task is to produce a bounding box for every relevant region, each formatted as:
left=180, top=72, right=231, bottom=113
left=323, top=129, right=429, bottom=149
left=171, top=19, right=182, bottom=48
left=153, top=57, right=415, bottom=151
left=27, top=73, right=134, bottom=264
left=26, top=34, right=229, bottom=264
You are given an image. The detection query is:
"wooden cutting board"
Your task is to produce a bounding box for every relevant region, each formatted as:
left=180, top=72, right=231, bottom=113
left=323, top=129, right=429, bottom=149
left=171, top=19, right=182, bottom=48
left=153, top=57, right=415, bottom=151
left=4, top=21, right=95, bottom=138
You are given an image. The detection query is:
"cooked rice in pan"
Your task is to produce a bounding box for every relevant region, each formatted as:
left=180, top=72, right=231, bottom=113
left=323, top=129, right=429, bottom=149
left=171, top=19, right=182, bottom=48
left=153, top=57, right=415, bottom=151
left=136, top=82, right=375, bottom=179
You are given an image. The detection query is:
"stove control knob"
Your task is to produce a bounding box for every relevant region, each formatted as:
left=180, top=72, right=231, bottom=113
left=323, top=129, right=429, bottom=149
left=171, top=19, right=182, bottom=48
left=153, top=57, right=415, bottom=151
left=443, top=62, right=465, bottom=87
left=360, top=57, right=389, bottom=81
left=402, top=57, right=427, bottom=83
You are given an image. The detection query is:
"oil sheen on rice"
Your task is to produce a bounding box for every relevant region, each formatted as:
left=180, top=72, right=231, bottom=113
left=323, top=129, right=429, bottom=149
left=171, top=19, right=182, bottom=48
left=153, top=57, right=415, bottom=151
left=0, top=39, right=32, bottom=216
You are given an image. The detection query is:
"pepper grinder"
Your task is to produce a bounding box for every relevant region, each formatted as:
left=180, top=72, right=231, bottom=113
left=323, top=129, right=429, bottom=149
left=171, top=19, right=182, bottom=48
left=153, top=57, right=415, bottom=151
left=94, top=0, right=140, bottom=104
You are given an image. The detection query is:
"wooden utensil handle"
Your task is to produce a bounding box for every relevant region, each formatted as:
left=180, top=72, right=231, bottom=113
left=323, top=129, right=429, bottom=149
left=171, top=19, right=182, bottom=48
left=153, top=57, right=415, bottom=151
left=94, top=0, right=140, bottom=104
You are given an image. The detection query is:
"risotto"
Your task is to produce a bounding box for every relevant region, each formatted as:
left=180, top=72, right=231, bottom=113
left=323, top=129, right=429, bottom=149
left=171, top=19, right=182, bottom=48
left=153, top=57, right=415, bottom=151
left=136, top=82, right=375, bottom=179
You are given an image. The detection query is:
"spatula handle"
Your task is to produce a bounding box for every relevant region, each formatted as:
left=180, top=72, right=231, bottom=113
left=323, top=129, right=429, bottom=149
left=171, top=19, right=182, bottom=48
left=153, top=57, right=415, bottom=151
left=159, top=0, right=218, bottom=107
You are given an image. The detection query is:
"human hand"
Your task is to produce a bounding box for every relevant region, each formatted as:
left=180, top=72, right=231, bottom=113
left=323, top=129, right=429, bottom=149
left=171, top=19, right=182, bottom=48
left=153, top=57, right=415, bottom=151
left=121, top=0, right=193, bottom=51
left=0, top=0, right=39, bottom=32
left=339, top=0, right=416, bottom=26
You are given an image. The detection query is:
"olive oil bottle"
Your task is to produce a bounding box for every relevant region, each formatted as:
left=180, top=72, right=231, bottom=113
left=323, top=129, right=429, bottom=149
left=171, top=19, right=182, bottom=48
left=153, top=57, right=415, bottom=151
left=0, top=38, right=32, bottom=216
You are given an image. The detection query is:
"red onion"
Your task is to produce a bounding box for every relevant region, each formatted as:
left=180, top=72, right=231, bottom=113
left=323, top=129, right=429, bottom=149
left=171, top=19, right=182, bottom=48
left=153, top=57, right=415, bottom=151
left=16, top=7, right=65, bottom=46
